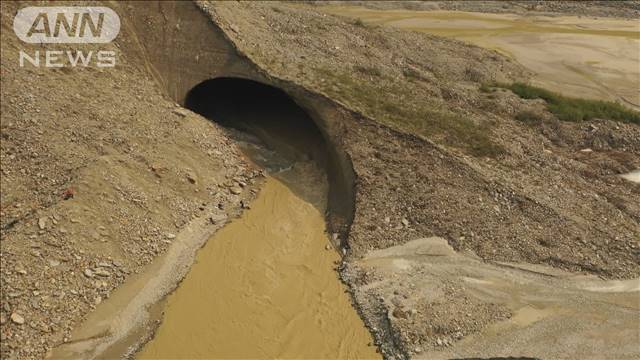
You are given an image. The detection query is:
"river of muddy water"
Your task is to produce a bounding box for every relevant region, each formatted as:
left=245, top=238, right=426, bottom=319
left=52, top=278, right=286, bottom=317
left=322, top=6, right=640, bottom=110
left=137, top=128, right=378, bottom=358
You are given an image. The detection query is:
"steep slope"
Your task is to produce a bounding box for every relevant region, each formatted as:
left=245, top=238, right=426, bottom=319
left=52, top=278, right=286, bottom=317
left=0, top=2, right=260, bottom=358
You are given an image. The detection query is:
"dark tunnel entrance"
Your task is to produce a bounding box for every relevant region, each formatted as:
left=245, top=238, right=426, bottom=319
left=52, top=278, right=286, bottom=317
left=184, top=77, right=357, bottom=235
left=185, top=77, right=329, bottom=170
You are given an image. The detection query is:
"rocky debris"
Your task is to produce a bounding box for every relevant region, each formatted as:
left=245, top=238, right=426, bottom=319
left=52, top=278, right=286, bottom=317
left=1, top=1, right=637, bottom=359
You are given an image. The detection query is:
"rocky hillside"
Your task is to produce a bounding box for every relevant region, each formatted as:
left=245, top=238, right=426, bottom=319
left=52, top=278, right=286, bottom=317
left=0, top=2, right=259, bottom=358
left=205, top=0, right=639, bottom=278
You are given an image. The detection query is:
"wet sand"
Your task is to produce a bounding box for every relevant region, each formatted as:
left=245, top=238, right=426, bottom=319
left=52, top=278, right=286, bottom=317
left=323, top=6, right=640, bottom=109
left=138, top=170, right=378, bottom=359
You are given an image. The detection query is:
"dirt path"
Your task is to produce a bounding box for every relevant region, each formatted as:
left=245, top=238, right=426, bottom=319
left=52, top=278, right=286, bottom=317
left=321, top=6, right=640, bottom=109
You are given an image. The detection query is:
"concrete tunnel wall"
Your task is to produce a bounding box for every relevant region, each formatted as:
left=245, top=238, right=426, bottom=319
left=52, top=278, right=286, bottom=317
left=115, top=1, right=357, bottom=242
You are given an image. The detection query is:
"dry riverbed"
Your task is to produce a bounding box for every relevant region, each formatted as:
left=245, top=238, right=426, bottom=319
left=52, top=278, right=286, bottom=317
left=321, top=6, right=640, bottom=110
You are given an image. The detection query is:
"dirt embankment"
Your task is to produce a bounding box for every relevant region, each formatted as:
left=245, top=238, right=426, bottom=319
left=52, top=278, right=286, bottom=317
left=0, top=1, right=263, bottom=358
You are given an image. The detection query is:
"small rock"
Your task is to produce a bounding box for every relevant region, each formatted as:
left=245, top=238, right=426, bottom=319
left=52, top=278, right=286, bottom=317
left=325, top=244, right=331, bottom=250
left=580, top=148, right=593, bottom=153
left=94, top=268, right=111, bottom=277
left=436, top=338, right=443, bottom=346
left=173, top=108, right=188, bottom=117
left=401, top=218, right=409, bottom=227
left=83, top=269, right=94, bottom=278
left=47, top=259, right=61, bottom=267
left=38, top=217, right=47, bottom=230
left=209, top=214, right=228, bottom=225
left=10, top=313, right=24, bottom=325
left=165, top=233, right=176, bottom=239
left=229, top=187, right=242, bottom=195
left=392, top=308, right=407, bottom=319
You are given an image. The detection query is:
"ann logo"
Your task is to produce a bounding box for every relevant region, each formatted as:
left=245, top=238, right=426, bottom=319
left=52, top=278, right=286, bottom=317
left=13, top=7, right=120, bottom=67
left=26, top=11, right=105, bottom=39
left=13, top=7, right=120, bottom=44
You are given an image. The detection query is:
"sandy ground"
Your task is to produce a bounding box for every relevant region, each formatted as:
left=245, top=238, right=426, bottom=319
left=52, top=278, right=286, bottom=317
left=321, top=6, right=640, bottom=110
left=347, top=237, right=640, bottom=359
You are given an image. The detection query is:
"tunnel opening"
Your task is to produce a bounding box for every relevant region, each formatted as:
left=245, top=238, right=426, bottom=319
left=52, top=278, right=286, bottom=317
left=185, top=77, right=328, bottom=169
left=184, top=77, right=353, bottom=233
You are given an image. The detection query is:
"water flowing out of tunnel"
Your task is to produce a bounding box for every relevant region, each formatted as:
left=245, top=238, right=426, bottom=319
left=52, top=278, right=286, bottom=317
left=137, top=78, right=379, bottom=359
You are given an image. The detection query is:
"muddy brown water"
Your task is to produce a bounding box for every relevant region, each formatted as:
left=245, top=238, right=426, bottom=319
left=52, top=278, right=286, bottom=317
left=138, top=170, right=377, bottom=359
